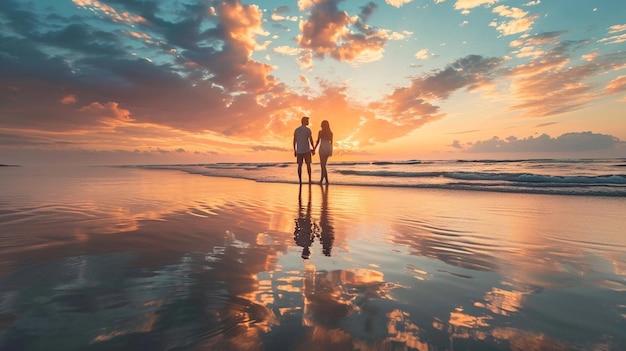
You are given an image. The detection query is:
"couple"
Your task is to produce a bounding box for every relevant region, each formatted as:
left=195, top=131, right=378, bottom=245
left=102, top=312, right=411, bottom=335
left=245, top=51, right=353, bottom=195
left=293, top=116, right=333, bottom=184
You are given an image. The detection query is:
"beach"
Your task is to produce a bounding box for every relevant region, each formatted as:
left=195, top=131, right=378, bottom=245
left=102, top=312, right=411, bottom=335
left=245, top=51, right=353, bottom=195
left=1, top=165, right=625, bottom=350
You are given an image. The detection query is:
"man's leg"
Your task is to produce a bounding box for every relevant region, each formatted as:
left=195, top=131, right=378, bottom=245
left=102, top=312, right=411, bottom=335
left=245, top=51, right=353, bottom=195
left=304, top=152, right=312, bottom=183
left=297, top=154, right=304, bottom=183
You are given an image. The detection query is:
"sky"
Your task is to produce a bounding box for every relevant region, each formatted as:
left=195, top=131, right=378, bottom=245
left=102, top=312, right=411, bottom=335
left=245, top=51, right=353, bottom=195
left=1, top=0, right=625, bottom=165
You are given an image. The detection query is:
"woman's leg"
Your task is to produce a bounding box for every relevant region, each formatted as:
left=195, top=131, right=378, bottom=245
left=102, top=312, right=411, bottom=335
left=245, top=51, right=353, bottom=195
left=320, top=155, right=329, bottom=184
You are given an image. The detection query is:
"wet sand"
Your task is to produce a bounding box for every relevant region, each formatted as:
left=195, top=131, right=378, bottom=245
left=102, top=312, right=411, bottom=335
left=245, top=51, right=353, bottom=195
left=0, top=166, right=625, bottom=350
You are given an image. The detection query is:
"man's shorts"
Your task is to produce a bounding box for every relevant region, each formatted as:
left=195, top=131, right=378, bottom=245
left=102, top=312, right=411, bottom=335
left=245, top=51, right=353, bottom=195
left=296, top=152, right=312, bottom=164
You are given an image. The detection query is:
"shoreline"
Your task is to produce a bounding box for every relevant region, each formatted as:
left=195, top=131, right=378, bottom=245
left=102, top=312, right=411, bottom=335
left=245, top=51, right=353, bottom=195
left=118, top=159, right=626, bottom=198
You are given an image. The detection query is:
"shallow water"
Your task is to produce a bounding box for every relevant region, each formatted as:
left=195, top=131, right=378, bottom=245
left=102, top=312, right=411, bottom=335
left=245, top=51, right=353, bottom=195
left=141, top=158, right=626, bottom=196
left=0, top=166, right=625, bottom=350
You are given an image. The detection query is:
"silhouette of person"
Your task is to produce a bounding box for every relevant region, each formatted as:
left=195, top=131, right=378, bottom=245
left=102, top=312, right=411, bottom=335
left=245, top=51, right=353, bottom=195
left=293, top=116, right=315, bottom=184
left=294, top=184, right=318, bottom=259
left=319, top=184, right=335, bottom=256
left=313, top=120, right=333, bottom=184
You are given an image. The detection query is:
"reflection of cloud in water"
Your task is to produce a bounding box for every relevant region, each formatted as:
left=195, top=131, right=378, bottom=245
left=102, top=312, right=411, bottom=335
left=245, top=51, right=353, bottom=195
left=386, top=309, right=430, bottom=351
left=270, top=266, right=405, bottom=350
left=390, top=220, right=500, bottom=273
left=491, top=327, right=577, bottom=351
left=449, top=309, right=492, bottom=329
left=475, top=286, right=526, bottom=316
left=445, top=308, right=492, bottom=343
left=0, top=229, right=283, bottom=350
left=3, top=219, right=620, bottom=351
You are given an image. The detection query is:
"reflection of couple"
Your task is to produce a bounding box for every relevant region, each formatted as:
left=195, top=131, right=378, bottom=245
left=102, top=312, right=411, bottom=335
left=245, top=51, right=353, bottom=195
left=294, top=184, right=335, bottom=259
left=294, top=184, right=317, bottom=259
left=293, top=116, right=333, bottom=184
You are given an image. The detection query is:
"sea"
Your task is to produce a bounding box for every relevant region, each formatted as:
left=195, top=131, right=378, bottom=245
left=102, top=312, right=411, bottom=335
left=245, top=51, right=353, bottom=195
left=133, top=158, right=626, bottom=197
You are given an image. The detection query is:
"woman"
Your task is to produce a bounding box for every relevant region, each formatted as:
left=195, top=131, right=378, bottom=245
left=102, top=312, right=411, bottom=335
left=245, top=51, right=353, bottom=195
left=314, top=120, right=333, bottom=184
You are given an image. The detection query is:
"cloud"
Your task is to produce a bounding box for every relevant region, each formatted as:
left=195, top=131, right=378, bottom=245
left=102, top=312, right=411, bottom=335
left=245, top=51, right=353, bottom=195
left=450, top=140, right=463, bottom=149
left=415, top=49, right=430, bottom=59
left=274, top=46, right=302, bottom=55
left=599, top=34, right=626, bottom=45
left=597, top=23, right=626, bottom=44
left=393, top=54, right=504, bottom=101
left=1, top=0, right=293, bottom=137
left=454, top=0, right=499, bottom=11
left=509, top=31, right=563, bottom=48
left=605, top=75, right=626, bottom=95
left=251, top=145, right=288, bottom=152
left=298, top=51, right=314, bottom=70
left=296, top=0, right=392, bottom=64
left=491, top=5, right=538, bottom=36
left=505, top=32, right=626, bottom=117
left=79, top=101, right=134, bottom=129
left=72, top=0, right=147, bottom=25
left=533, top=122, right=558, bottom=128
left=270, top=6, right=298, bottom=22
left=61, top=95, right=78, bottom=105
left=462, top=132, right=621, bottom=153
left=385, top=0, right=413, bottom=8
left=608, top=24, right=626, bottom=34
left=448, top=129, right=482, bottom=135
left=366, top=55, right=504, bottom=142
left=582, top=52, right=599, bottom=62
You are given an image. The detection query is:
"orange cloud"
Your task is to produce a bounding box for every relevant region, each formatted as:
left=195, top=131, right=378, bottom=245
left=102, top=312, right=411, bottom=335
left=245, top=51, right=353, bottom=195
left=605, top=75, right=626, bottom=95
left=80, top=101, right=133, bottom=129
left=454, top=0, right=499, bottom=10
left=599, top=33, right=626, bottom=45
left=385, top=0, right=413, bottom=8
left=60, top=95, right=77, bottom=105
left=160, top=0, right=278, bottom=105
left=508, top=67, right=595, bottom=116
left=72, top=0, right=146, bottom=24
left=123, top=31, right=151, bottom=39
left=491, top=5, right=538, bottom=36
left=608, top=24, right=626, bottom=34
left=273, top=46, right=302, bottom=56
left=415, top=49, right=430, bottom=60
left=296, top=1, right=390, bottom=64
left=270, top=6, right=298, bottom=22
left=363, top=55, right=503, bottom=144
left=504, top=32, right=626, bottom=117
left=218, top=2, right=267, bottom=52
left=510, top=31, right=563, bottom=48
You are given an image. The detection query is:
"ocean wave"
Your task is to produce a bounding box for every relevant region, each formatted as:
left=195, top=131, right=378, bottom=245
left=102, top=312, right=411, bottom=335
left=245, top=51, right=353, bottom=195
left=371, top=160, right=423, bottom=165
left=336, top=169, right=626, bottom=185
left=445, top=172, right=626, bottom=184
left=336, top=170, right=441, bottom=178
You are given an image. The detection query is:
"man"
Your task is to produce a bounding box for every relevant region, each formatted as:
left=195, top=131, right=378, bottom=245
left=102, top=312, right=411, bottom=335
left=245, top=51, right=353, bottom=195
left=293, top=116, right=315, bottom=184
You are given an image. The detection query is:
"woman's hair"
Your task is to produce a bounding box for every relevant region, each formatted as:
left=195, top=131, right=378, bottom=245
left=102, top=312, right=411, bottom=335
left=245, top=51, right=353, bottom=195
left=320, top=120, right=333, bottom=139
